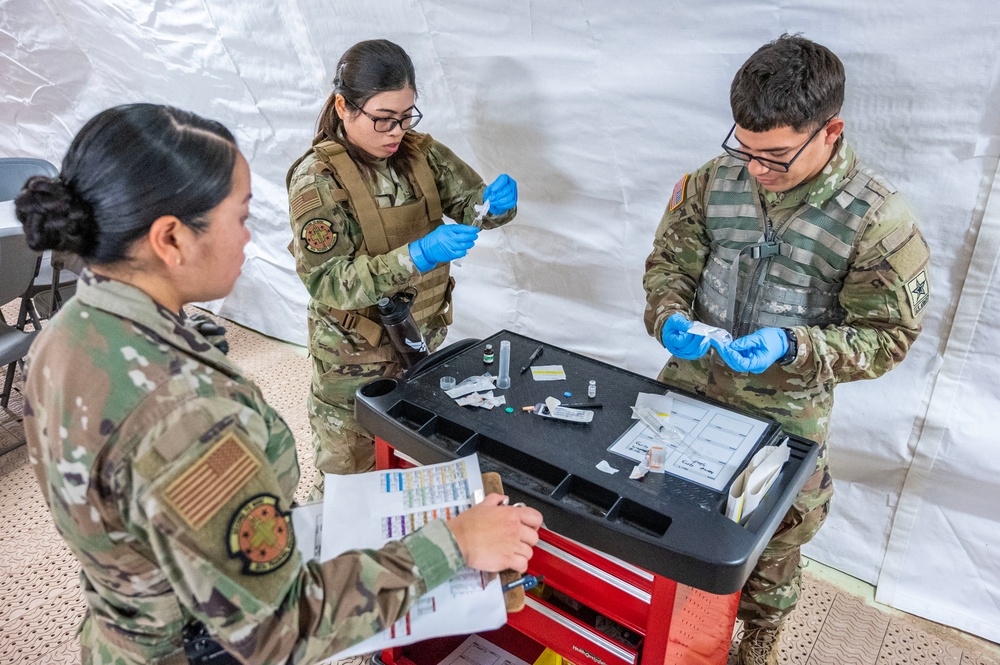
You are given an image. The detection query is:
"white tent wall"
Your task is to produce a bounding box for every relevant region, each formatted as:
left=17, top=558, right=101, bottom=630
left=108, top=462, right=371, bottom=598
left=2, top=0, right=998, bottom=643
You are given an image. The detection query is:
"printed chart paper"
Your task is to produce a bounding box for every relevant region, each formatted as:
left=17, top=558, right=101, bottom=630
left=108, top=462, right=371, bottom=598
left=298, top=455, right=506, bottom=661
left=609, top=391, right=770, bottom=491
left=437, top=634, right=533, bottom=665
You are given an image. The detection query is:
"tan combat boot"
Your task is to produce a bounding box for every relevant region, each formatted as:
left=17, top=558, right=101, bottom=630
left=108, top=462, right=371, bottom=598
left=735, top=625, right=783, bottom=665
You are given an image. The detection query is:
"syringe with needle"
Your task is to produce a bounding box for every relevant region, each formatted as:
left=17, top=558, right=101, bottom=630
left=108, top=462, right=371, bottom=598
left=453, top=198, right=490, bottom=267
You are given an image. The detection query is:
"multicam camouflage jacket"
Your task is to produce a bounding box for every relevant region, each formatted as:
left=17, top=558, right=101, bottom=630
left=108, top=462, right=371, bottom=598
left=643, top=141, right=930, bottom=445
left=287, top=131, right=515, bottom=367
left=23, top=270, right=465, bottom=665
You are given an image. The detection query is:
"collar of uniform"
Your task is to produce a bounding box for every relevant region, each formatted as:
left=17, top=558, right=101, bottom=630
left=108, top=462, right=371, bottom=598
left=757, top=137, right=855, bottom=209
left=74, top=268, right=235, bottom=370
left=805, top=138, right=855, bottom=207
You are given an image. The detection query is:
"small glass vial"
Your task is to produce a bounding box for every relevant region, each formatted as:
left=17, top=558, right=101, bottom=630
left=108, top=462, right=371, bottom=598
left=483, top=344, right=494, bottom=364
left=587, top=380, right=597, bottom=399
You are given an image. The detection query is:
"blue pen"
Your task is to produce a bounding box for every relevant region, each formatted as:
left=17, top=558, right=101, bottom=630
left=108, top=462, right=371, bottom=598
left=502, top=574, right=544, bottom=593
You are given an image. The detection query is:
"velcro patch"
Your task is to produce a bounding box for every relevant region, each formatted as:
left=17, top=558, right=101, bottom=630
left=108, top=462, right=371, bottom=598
left=301, top=219, right=337, bottom=253
left=228, top=494, right=294, bottom=575
left=164, top=431, right=261, bottom=531
left=291, top=188, right=322, bottom=219
left=669, top=174, right=690, bottom=211
left=905, top=269, right=929, bottom=317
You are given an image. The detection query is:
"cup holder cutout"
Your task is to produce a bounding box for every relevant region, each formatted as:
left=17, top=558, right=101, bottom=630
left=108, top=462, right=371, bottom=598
left=474, top=437, right=567, bottom=495
left=553, top=475, right=619, bottom=518
left=359, top=378, right=398, bottom=398
left=419, top=418, right=475, bottom=452
left=387, top=401, right=434, bottom=431
left=611, top=499, right=671, bottom=537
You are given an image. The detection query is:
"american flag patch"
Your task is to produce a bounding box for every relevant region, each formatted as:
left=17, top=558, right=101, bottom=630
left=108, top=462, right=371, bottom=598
left=668, top=174, right=690, bottom=211
left=165, top=431, right=260, bottom=531
left=290, top=188, right=322, bottom=219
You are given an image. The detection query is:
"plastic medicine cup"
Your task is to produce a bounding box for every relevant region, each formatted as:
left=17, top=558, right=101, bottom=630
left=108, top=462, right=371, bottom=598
left=440, top=376, right=457, bottom=391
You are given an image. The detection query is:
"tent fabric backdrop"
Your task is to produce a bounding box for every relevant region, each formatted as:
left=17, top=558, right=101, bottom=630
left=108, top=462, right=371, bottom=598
left=2, top=0, right=998, bottom=643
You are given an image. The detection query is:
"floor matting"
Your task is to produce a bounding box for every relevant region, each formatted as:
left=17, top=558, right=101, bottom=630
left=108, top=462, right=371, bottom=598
left=1, top=302, right=997, bottom=664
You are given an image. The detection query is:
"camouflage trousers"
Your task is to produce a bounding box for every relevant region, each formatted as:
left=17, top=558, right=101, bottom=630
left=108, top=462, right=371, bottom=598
left=79, top=613, right=188, bottom=665
left=308, top=327, right=446, bottom=497
left=737, top=447, right=834, bottom=629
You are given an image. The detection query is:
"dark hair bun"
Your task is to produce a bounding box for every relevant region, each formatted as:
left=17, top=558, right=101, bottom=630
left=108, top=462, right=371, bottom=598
left=15, top=175, right=95, bottom=256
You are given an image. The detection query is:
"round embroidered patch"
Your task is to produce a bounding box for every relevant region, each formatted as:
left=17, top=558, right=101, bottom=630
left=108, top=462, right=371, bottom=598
left=301, top=218, right=337, bottom=253
left=227, top=494, right=294, bottom=575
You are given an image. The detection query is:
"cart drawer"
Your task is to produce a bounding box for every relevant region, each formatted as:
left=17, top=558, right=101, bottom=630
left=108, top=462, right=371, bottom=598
left=509, top=597, right=639, bottom=665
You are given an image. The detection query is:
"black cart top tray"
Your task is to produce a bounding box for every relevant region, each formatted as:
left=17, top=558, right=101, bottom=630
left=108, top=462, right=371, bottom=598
left=355, top=330, right=819, bottom=594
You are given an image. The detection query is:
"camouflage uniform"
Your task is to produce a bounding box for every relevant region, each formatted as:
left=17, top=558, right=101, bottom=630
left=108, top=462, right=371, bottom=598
left=287, top=131, right=515, bottom=480
left=643, top=140, right=929, bottom=628
left=23, top=270, right=466, bottom=665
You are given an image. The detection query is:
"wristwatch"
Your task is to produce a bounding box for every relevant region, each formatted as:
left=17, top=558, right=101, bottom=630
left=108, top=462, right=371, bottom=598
left=779, top=328, right=798, bottom=365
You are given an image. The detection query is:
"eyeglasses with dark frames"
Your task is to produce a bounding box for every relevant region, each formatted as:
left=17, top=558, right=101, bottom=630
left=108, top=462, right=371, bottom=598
left=721, top=115, right=837, bottom=173
left=346, top=98, right=423, bottom=133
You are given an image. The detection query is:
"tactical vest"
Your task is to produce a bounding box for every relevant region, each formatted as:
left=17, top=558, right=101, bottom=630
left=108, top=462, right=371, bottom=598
left=292, top=134, right=452, bottom=350
left=694, top=155, right=895, bottom=337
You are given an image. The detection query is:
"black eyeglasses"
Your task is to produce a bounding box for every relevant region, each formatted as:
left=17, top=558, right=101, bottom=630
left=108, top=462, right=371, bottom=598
left=721, top=115, right=836, bottom=173
left=346, top=98, right=422, bottom=133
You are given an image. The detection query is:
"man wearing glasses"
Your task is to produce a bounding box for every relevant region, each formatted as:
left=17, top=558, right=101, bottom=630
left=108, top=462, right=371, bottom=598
left=643, top=35, right=929, bottom=665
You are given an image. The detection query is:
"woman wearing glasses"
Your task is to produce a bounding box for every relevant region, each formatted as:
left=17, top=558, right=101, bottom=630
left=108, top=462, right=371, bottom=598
left=287, top=39, right=517, bottom=483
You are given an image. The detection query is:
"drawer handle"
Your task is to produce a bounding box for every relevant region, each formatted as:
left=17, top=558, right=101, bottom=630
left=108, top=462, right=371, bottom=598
left=536, top=541, right=651, bottom=603
left=525, top=597, right=637, bottom=665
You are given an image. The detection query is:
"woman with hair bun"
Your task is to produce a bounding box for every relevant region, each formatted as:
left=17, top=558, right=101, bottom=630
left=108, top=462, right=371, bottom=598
left=18, top=103, right=541, bottom=665
left=287, top=39, right=519, bottom=484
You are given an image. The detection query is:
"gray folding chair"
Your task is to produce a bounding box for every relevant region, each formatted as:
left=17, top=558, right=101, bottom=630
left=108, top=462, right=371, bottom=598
left=0, top=157, right=59, bottom=200
left=0, top=231, right=41, bottom=410
left=0, top=157, right=80, bottom=329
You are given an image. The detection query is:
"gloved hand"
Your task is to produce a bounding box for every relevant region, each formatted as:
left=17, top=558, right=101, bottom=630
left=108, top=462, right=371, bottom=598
left=188, top=311, right=229, bottom=355
left=714, top=327, right=788, bottom=374
left=483, top=174, right=518, bottom=214
left=408, top=224, right=480, bottom=272
left=660, top=313, right=711, bottom=360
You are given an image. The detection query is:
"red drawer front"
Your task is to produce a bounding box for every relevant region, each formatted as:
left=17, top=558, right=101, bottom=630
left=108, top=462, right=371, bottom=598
left=376, top=437, right=418, bottom=469
left=528, top=539, right=652, bottom=634
left=510, top=596, right=640, bottom=665
left=539, top=529, right=657, bottom=594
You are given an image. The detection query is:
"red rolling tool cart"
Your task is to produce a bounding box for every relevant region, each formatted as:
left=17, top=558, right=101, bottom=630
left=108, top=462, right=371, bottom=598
left=358, top=331, right=818, bottom=665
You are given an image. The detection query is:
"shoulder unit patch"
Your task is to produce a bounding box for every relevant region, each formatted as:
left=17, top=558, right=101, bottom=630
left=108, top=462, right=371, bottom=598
left=301, top=218, right=338, bottom=253
left=905, top=269, right=929, bottom=317
left=228, top=494, right=295, bottom=575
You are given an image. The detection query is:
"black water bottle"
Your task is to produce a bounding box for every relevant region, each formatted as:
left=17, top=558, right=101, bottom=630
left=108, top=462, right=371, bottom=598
left=377, top=290, right=428, bottom=371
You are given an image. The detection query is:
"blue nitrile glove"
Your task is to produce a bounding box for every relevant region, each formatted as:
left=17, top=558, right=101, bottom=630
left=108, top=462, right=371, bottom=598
left=660, top=313, right=711, bottom=360
left=408, top=224, right=480, bottom=272
left=483, top=174, right=518, bottom=214
left=715, top=327, right=789, bottom=374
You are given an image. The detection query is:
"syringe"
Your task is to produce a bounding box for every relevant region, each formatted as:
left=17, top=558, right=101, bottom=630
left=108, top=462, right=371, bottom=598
left=453, top=198, right=490, bottom=267
left=631, top=406, right=684, bottom=443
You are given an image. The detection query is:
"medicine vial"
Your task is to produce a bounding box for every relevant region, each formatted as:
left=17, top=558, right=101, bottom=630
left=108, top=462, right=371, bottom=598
left=483, top=344, right=494, bottom=364
left=588, top=380, right=597, bottom=398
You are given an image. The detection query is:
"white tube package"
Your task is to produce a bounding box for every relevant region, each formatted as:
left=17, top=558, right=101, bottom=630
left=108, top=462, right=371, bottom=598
left=688, top=321, right=733, bottom=346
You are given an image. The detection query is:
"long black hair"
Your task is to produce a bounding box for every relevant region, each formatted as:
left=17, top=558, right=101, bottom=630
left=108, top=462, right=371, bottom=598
left=316, top=39, right=420, bottom=180
left=16, top=103, right=238, bottom=264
